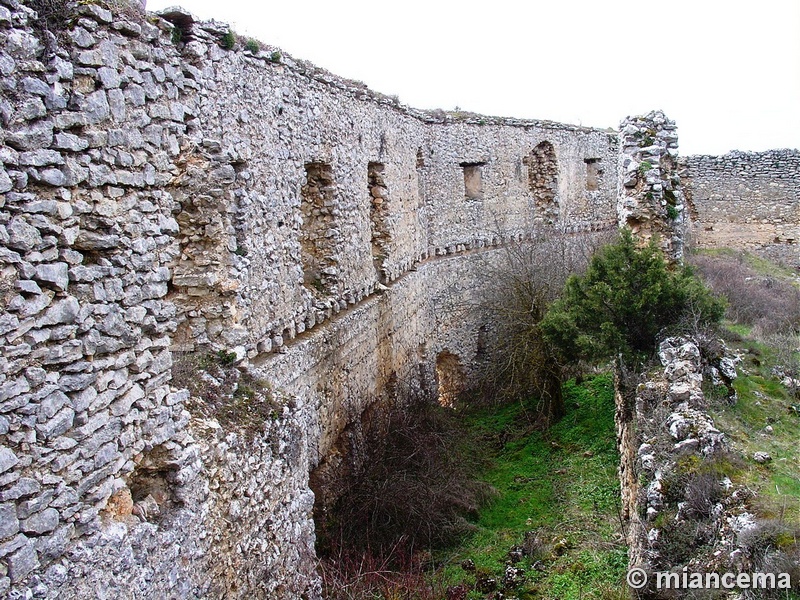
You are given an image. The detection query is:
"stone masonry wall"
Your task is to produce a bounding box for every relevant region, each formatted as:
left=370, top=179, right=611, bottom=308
left=680, top=150, right=800, bottom=268
left=0, top=1, right=620, bottom=597
left=615, top=337, right=769, bottom=596
left=0, top=1, right=203, bottom=597
left=1, top=0, right=795, bottom=597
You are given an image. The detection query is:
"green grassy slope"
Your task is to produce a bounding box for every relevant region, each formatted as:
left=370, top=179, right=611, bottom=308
left=437, top=375, right=628, bottom=599
left=709, top=330, right=800, bottom=524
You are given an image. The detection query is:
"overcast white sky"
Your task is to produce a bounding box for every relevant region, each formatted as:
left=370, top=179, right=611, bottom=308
left=147, top=0, right=799, bottom=156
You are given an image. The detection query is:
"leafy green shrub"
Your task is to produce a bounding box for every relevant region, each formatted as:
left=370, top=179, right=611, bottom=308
left=540, top=229, right=725, bottom=366
left=244, top=38, right=260, bottom=53
left=221, top=31, right=235, bottom=50
left=666, top=204, right=680, bottom=220
left=269, top=50, right=282, bottom=63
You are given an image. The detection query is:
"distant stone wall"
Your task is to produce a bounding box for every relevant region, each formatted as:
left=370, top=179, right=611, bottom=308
left=680, top=150, right=800, bottom=267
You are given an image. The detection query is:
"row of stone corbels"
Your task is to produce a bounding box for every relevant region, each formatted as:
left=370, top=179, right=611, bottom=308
left=242, top=220, right=618, bottom=361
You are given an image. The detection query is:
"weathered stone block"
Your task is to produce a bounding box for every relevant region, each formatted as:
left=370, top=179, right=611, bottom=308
left=78, top=3, right=113, bottom=23
left=34, top=263, right=69, bottom=291
left=53, top=132, right=89, bottom=152
left=0, top=378, right=30, bottom=403
left=0, top=478, right=41, bottom=502
left=0, top=503, right=19, bottom=539
left=20, top=508, right=59, bottom=535
left=39, top=390, right=70, bottom=421
left=94, top=442, right=120, bottom=468
left=5, top=31, right=41, bottom=61
left=73, top=231, right=120, bottom=251
left=6, top=218, right=41, bottom=252
left=0, top=167, right=12, bottom=194
left=35, top=523, right=74, bottom=563
left=110, top=384, right=144, bottom=417
left=6, top=539, right=38, bottom=583
left=78, top=90, right=110, bottom=124
left=6, top=121, right=53, bottom=151
left=35, top=407, right=75, bottom=440
left=39, top=297, right=80, bottom=326
left=19, top=149, right=63, bottom=167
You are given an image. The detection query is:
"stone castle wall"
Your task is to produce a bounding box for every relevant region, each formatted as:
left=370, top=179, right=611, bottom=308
left=680, top=150, right=800, bottom=267
left=0, top=0, right=796, bottom=597
left=0, top=1, right=620, bottom=597
left=616, top=111, right=686, bottom=261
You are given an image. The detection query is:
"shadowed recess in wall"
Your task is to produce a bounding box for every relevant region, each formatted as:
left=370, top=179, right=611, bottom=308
left=301, top=162, right=339, bottom=296
left=524, top=141, right=559, bottom=222
left=368, top=161, right=391, bottom=283
left=436, top=350, right=466, bottom=408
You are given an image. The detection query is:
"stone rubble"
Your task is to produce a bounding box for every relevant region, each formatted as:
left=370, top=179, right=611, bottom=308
left=617, top=336, right=794, bottom=585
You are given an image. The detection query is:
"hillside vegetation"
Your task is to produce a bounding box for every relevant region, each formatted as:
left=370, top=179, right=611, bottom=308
left=319, top=243, right=800, bottom=600
left=437, top=375, right=628, bottom=599
left=693, top=250, right=800, bottom=589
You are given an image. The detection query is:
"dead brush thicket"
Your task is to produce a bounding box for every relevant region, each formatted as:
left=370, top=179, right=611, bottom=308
left=318, top=543, right=448, bottom=600
left=319, top=398, right=493, bottom=556
left=690, top=252, right=800, bottom=400
left=737, top=519, right=800, bottom=599
left=689, top=252, right=800, bottom=336
left=316, top=397, right=493, bottom=599
left=464, top=226, right=611, bottom=421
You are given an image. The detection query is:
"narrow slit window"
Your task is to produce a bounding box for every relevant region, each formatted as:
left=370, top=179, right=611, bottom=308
left=300, top=162, right=337, bottom=295
left=585, top=158, right=602, bottom=191
left=368, top=161, right=390, bottom=282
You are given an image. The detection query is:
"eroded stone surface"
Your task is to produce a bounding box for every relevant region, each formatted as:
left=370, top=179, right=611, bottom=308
left=0, top=0, right=795, bottom=598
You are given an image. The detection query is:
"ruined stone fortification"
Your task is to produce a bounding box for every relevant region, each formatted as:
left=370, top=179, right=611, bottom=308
left=616, top=338, right=743, bottom=578
left=681, top=149, right=800, bottom=267
left=616, top=112, right=686, bottom=261
left=0, top=0, right=796, bottom=598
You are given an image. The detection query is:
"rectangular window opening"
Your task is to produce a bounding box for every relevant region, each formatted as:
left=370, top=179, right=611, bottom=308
left=460, top=161, right=486, bottom=200
left=585, top=158, right=602, bottom=191
left=300, top=162, right=337, bottom=295
left=368, top=161, right=390, bottom=282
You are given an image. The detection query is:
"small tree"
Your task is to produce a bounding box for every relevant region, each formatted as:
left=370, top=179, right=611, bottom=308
left=464, top=225, right=607, bottom=421
left=540, top=229, right=725, bottom=368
